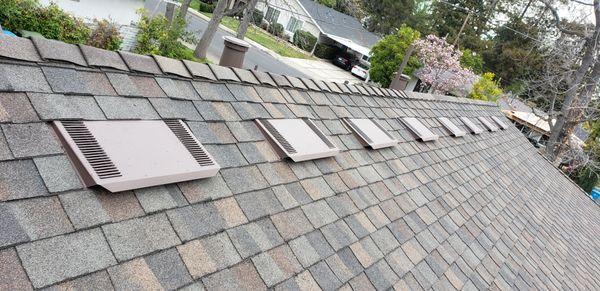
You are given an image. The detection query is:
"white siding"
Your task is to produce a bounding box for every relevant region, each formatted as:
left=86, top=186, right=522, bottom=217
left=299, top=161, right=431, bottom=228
left=256, top=0, right=320, bottom=39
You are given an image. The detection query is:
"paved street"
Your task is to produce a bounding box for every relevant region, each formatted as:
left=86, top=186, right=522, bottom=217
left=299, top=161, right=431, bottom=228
left=145, top=0, right=308, bottom=78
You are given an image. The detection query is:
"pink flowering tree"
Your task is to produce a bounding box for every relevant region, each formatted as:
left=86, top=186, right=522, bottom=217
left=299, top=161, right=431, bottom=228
left=413, top=35, right=476, bottom=96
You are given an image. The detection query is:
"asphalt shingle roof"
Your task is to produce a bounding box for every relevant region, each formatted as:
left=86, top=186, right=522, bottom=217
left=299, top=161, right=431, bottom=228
left=0, top=35, right=598, bottom=290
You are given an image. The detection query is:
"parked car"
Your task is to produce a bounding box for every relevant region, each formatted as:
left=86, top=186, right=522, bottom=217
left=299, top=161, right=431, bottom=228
left=333, top=54, right=354, bottom=71
left=351, top=63, right=369, bottom=80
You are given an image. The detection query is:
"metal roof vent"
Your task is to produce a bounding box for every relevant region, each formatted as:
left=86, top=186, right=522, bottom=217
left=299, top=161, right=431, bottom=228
left=477, top=117, right=499, bottom=132
left=490, top=116, right=509, bottom=130
left=438, top=117, right=466, bottom=137
left=343, top=118, right=397, bottom=149
left=460, top=117, right=484, bottom=134
left=401, top=117, right=439, bottom=141
left=53, top=120, right=220, bottom=192
left=255, top=118, right=339, bottom=162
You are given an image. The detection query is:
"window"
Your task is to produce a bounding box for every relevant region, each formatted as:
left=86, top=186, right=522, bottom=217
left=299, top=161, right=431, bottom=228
left=53, top=120, right=220, bottom=192
left=343, top=118, right=397, bottom=149
left=438, top=117, right=466, bottom=137
left=477, top=117, right=499, bottom=132
left=460, top=117, right=484, bottom=134
left=265, top=6, right=280, bottom=23
left=286, top=16, right=303, bottom=33
left=491, top=116, right=509, bottom=130
left=401, top=117, right=439, bottom=141
left=255, top=118, right=339, bottom=162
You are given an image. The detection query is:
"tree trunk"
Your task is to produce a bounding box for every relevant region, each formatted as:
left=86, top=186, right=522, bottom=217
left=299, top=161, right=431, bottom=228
left=237, top=0, right=259, bottom=39
left=194, top=0, right=229, bottom=59
left=179, top=0, right=192, bottom=19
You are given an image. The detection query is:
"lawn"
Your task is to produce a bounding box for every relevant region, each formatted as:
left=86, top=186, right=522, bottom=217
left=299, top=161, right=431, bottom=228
left=199, top=12, right=313, bottom=59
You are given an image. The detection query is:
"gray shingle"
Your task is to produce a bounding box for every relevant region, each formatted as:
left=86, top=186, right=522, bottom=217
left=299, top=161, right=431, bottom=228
left=236, top=189, right=283, bottom=220
left=17, top=228, right=117, bottom=288
left=0, top=132, right=11, bottom=161
left=149, top=98, right=202, bottom=120
left=178, top=174, right=232, bottom=203
left=0, top=248, right=34, bottom=290
left=227, top=84, right=261, bottom=102
left=0, top=64, right=51, bottom=93
left=167, top=202, right=226, bottom=241
left=301, top=177, right=335, bottom=200
left=79, top=44, right=128, bottom=70
left=238, top=141, right=279, bottom=164
left=28, top=93, right=106, bottom=120
left=59, top=189, right=111, bottom=229
left=183, top=60, right=216, bottom=80
left=154, top=55, right=191, bottom=78
left=95, top=96, right=159, bottom=119
left=252, top=245, right=302, bottom=287
left=309, top=261, right=342, bottom=290
left=0, top=203, right=30, bottom=248
left=0, top=35, right=41, bottom=62
left=0, top=160, right=48, bottom=202
left=145, top=248, right=193, bottom=290
left=119, top=51, right=162, bottom=74
left=227, top=121, right=264, bottom=142
left=6, top=196, right=73, bottom=241
left=102, top=213, right=181, bottom=261
left=194, top=82, right=236, bottom=101
left=106, top=73, right=167, bottom=97
left=178, top=232, right=242, bottom=278
left=365, top=259, right=399, bottom=290
left=301, top=200, right=338, bottom=228
left=108, top=258, right=163, bottom=290
left=34, top=155, right=82, bottom=193
left=371, top=227, right=400, bottom=255
left=271, top=208, right=314, bottom=240
left=2, top=123, right=62, bottom=158
left=156, top=78, right=200, bottom=100
left=32, top=37, right=86, bottom=66
left=209, top=64, right=240, bottom=82
left=42, top=66, right=116, bottom=95
left=231, top=102, right=270, bottom=119
left=227, top=218, right=283, bottom=258
left=289, top=235, right=322, bottom=268
left=134, top=186, right=179, bottom=213
left=350, top=237, right=384, bottom=268
left=232, top=67, right=260, bottom=84
left=252, top=70, right=277, bottom=86
left=326, top=247, right=363, bottom=283
left=188, top=122, right=236, bottom=144
left=0, top=92, right=39, bottom=123
left=320, top=220, right=358, bottom=251
left=222, top=166, right=268, bottom=194
left=205, top=144, right=248, bottom=168
left=326, top=193, right=358, bottom=217
left=257, top=162, right=297, bottom=185
left=203, top=261, right=266, bottom=291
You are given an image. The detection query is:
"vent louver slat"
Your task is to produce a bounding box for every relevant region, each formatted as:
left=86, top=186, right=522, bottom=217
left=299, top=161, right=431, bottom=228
left=343, top=118, right=397, bottom=149
left=164, top=120, right=215, bottom=166
left=346, top=119, right=373, bottom=144
left=262, top=120, right=298, bottom=154
left=62, top=121, right=122, bottom=179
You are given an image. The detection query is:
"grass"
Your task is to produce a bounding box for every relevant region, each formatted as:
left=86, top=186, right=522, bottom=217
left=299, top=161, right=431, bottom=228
left=199, top=12, right=313, bottom=59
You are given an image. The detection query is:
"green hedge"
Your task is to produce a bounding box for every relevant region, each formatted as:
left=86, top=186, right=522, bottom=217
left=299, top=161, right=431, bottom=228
left=197, top=1, right=215, bottom=13
left=293, top=30, right=317, bottom=52
left=252, top=9, right=263, bottom=26
left=314, top=43, right=338, bottom=59
left=268, top=23, right=284, bottom=37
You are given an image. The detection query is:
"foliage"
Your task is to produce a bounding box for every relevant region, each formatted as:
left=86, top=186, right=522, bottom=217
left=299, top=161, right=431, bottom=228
left=571, top=166, right=599, bottom=193
left=460, top=49, right=483, bottom=74
left=0, top=0, right=90, bottom=44
left=369, top=25, right=421, bottom=87
left=316, top=0, right=336, bottom=8
left=429, top=0, right=489, bottom=52
left=468, top=72, right=502, bottom=101
left=267, top=23, right=284, bottom=37
left=252, top=9, right=263, bottom=26
left=134, top=10, right=198, bottom=61
left=87, top=19, right=122, bottom=51
left=363, top=0, right=415, bottom=35
left=314, top=43, right=338, bottom=59
left=293, top=30, right=317, bottom=52
left=413, top=34, right=476, bottom=95
left=197, top=1, right=215, bottom=13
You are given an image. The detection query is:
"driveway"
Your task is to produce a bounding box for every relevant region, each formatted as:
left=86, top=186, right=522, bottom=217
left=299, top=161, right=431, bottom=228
left=40, top=0, right=144, bottom=25
left=283, top=57, right=363, bottom=84
left=145, top=0, right=308, bottom=78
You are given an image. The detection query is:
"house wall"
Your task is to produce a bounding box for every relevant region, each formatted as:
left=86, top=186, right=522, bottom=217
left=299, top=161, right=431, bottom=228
left=256, top=0, right=320, bottom=40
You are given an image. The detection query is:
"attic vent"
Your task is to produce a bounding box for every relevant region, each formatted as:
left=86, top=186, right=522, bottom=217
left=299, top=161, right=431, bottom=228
left=438, top=117, right=466, bottom=137
left=343, top=118, right=397, bottom=149
left=460, top=117, right=484, bottom=134
left=256, top=118, right=339, bottom=162
left=490, top=116, right=509, bottom=130
left=477, top=117, right=498, bottom=132
left=53, top=120, right=220, bottom=192
left=401, top=117, right=439, bottom=141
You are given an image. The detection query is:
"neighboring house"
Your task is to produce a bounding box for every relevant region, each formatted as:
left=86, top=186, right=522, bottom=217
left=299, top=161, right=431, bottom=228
left=0, top=35, right=599, bottom=291
left=256, top=0, right=380, bottom=61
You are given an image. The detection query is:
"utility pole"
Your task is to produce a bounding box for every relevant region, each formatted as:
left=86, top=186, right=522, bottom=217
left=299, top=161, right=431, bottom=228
left=453, top=11, right=472, bottom=47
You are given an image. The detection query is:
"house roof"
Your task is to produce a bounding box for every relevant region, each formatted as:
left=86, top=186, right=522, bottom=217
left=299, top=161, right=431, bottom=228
left=296, top=0, right=380, bottom=50
left=0, top=35, right=599, bottom=290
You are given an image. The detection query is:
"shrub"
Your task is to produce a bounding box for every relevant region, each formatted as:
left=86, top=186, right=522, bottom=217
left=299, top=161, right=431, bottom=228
left=369, top=24, right=421, bottom=87
left=268, top=23, right=284, bottom=37
left=572, top=166, right=599, bottom=193
left=0, top=0, right=90, bottom=44
left=314, top=43, right=338, bottom=59
left=252, top=9, right=263, bottom=26
left=87, top=19, right=122, bottom=51
left=468, top=72, right=502, bottom=101
left=197, top=1, right=215, bottom=13
left=293, top=30, right=317, bottom=52
left=260, top=21, right=269, bottom=30
left=460, top=49, right=484, bottom=74
left=134, top=10, right=198, bottom=61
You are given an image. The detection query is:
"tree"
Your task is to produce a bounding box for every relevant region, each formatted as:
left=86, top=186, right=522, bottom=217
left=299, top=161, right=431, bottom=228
left=369, top=25, right=421, bottom=87
left=179, top=0, right=192, bottom=19
left=413, top=34, right=476, bottom=95
left=363, top=0, right=417, bottom=35
left=194, top=0, right=229, bottom=59
left=429, top=0, right=489, bottom=51
left=236, top=0, right=258, bottom=39
left=468, top=72, right=502, bottom=101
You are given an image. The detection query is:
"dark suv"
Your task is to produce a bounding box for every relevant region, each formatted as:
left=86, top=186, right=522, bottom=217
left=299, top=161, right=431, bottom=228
left=332, top=54, right=355, bottom=71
